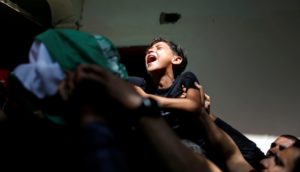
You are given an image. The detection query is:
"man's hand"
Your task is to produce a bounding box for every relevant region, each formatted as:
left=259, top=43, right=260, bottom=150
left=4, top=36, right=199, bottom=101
left=58, top=71, right=75, bottom=101
left=72, top=64, right=143, bottom=110
left=179, top=85, right=187, bottom=98
left=194, top=82, right=211, bottom=114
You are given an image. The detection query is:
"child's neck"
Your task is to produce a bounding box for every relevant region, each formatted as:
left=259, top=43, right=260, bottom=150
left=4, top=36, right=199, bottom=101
left=151, top=72, right=175, bottom=89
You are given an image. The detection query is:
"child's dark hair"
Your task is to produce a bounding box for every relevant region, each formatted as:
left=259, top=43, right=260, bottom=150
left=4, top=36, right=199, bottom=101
left=148, top=37, right=187, bottom=76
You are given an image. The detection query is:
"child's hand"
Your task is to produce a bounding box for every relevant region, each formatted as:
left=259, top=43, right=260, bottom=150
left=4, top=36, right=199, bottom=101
left=132, top=85, right=149, bottom=98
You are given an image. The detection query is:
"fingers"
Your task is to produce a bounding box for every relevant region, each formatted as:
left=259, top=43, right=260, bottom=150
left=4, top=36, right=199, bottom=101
left=72, top=64, right=142, bottom=110
left=73, top=64, right=110, bottom=85
left=58, top=71, right=76, bottom=101
left=194, top=82, right=211, bottom=113
left=204, top=93, right=211, bottom=114
left=76, top=64, right=108, bottom=75
left=194, top=82, right=205, bottom=107
left=65, top=71, right=75, bottom=92
left=180, top=85, right=187, bottom=98
left=205, top=94, right=210, bottom=101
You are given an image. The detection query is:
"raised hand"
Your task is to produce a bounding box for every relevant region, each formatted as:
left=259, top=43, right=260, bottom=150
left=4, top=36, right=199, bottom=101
left=194, top=82, right=211, bottom=114
left=72, top=64, right=143, bottom=110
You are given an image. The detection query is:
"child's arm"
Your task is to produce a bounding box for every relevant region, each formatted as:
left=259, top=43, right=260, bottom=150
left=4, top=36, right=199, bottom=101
left=133, top=85, right=201, bottom=113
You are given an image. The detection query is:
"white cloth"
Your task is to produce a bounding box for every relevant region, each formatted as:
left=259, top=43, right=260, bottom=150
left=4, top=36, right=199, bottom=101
left=13, top=41, right=65, bottom=99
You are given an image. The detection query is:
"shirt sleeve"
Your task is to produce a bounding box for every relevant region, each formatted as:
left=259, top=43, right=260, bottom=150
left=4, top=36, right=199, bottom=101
left=180, top=71, right=200, bottom=89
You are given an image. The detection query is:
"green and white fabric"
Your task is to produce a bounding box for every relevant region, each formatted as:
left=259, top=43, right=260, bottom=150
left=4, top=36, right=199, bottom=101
left=13, top=28, right=128, bottom=99
left=13, top=41, right=65, bottom=98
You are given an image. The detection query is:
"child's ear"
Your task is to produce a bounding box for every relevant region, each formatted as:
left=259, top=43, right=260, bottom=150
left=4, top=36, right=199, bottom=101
left=172, top=55, right=183, bottom=65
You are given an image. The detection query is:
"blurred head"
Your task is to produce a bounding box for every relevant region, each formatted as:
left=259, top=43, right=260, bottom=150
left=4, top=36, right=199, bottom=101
left=145, top=37, right=187, bottom=77
left=267, top=135, right=299, bottom=157
left=260, top=141, right=300, bottom=172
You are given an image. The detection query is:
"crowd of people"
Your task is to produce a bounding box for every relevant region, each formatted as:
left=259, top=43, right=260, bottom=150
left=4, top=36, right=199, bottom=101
left=0, top=27, right=299, bottom=172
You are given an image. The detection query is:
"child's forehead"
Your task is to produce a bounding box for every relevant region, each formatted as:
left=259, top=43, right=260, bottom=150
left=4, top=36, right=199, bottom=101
left=146, top=41, right=171, bottom=52
left=150, top=41, right=170, bottom=48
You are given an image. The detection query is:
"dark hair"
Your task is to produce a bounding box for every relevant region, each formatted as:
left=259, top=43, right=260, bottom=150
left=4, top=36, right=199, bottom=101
left=293, top=139, right=300, bottom=148
left=280, top=134, right=300, bottom=143
left=148, top=37, right=187, bottom=76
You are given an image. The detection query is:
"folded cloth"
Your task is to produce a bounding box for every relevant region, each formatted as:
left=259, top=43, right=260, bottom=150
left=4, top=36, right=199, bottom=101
left=13, top=28, right=128, bottom=99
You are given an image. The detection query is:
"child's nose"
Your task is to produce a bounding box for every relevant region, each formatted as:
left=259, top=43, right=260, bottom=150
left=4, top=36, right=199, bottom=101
left=147, top=49, right=154, bottom=53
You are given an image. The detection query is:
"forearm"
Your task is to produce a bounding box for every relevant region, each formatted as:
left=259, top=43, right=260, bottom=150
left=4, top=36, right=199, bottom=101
left=198, top=111, right=235, bottom=157
left=137, top=115, right=221, bottom=172
left=148, top=94, right=199, bottom=112
left=197, top=109, right=254, bottom=171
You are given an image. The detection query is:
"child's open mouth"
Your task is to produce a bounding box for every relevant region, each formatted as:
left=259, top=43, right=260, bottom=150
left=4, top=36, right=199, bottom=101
left=146, top=55, right=157, bottom=64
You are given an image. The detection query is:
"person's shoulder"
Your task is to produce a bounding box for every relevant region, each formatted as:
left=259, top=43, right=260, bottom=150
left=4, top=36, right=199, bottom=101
left=179, top=71, right=198, bottom=80
left=181, top=71, right=197, bottom=77
left=177, top=71, right=199, bottom=88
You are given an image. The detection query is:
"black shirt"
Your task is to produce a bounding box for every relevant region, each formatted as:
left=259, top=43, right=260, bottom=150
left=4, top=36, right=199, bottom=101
left=128, top=71, right=201, bottom=139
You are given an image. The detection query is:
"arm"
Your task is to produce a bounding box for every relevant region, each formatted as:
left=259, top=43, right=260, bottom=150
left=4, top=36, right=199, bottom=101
left=133, top=85, right=201, bottom=113
left=194, top=85, right=265, bottom=170
left=136, top=114, right=222, bottom=172
left=195, top=84, right=255, bottom=172
left=198, top=109, right=255, bottom=172
left=212, top=116, right=266, bottom=170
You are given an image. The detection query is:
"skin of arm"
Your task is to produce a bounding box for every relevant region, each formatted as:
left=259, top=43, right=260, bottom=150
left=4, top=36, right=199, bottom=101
left=195, top=83, right=255, bottom=172
left=198, top=109, right=255, bottom=172
left=133, top=85, right=201, bottom=113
